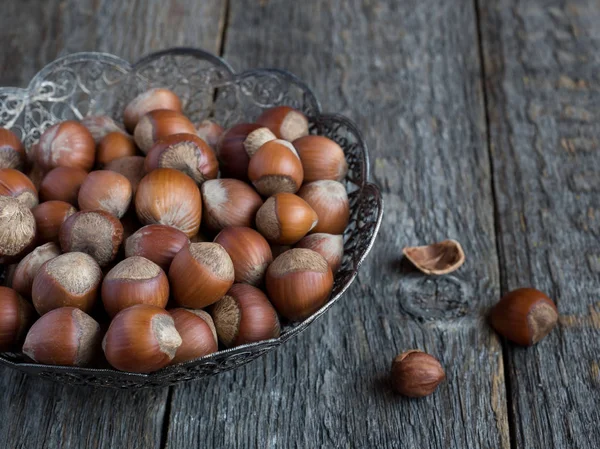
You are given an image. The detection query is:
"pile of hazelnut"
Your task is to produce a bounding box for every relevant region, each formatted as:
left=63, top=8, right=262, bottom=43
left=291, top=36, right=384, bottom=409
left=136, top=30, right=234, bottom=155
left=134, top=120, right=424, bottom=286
left=0, top=88, right=350, bottom=373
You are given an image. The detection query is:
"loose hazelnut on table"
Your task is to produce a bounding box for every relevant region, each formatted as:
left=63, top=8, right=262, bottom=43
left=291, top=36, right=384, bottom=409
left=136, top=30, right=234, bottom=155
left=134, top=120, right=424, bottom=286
left=169, top=242, right=234, bottom=309
left=80, top=115, right=127, bottom=144
left=489, top=288, right=558, bottom=346
left=0, top=168, right=38, bottom=208
left=0, top=196, right=36, bottom=264
left=23, top=307, right=102, bottom=367
left=402, top=239, right=465, bottom=275
left=296, top=233, right=344, bottom=273
left=211, top=283, right=280, bottom=347
left=390, top=350, right=446, bottom=398
left=298, top=180, right=349, bottom=235
left=135, top=168, right=201, bottom=238
left=103, top=304, right=182, bottom=373
left=123, top=88, right=183, bottom=133
left=125, top=224, right=190, bottom=272
left=32, top=252, right=102, bottom=316
left=255, top=193, right=318, bottom=245
left=101, top=256, right=169, bottom=317
left=265, top=248, right=333, bottom=321
left=39, top=166, right=88, bottom=206
left=134, top=109, right=196, bottom=153
left=201, top=179, right=263, bottom=232
left=32, top=201, right=77, bottom=244
left=59, top=209, right=124, bottom=267
left=0, top=286, right=35, bottom=352
left=145, top=133, right=219, bottom=184
left=196, top=119, right=224, bottom=148
left=293, top=135, right=348, bottom=182
left=104, top=155, right=146, bottom=193
left=0, top=128, right=26, bottom=171
left=78, top=170, right=133, bottom=218
left=36, top=121, right=96, bottom=172
left=256, top=106, right=309, bottom=141
left=12, top=242, right=61, bottom=297
left=169, top=308, right=218, bottom=364
left=96, top=132, right=137, bottom=167
left=214, top=227, right=273, bottom=286
left=248, top=139, right=304, bottom=196
left=216, top=123, right=275, bottom=180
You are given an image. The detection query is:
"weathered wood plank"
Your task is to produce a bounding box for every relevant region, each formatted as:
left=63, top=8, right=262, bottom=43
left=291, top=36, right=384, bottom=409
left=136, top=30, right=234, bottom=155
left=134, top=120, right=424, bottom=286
left=0, top=1, right=225, bottom=448
left=166, top=1, right=509, bottom=448
left=478, top=0, right=600, bottom=447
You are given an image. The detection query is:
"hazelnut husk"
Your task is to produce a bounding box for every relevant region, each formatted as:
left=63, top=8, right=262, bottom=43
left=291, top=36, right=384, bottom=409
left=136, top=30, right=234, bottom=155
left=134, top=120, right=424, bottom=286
left=390, top=350, right=445, bottom=397
left=489, top=288, right=558, bottom=346
left=403, top=239, right=465, bottom=275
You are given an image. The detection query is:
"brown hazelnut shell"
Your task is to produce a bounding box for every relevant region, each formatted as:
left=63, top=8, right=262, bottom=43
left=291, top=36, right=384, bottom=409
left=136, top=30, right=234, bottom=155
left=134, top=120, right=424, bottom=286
left=195, top=120, right=224, bottom=148
left=36, top=121, right=95, bottom=172
left=39, top=166, right=88, bottom=205
left=0, top=128, right=26, bottom=171
left=201, top=179, right=263, bottom=232
left=168, top=242, right=234, bottom=309
left=133, top=109, right=196, bottom=153
left=211, top=284, right=280, bottom=347
left=293, top=135, right=348, bottom=182
left=297, top=180, right=349, bottom=235
left=248, top=139, right=304, bottom=196
left=0, top=196, right=36, bottom=264
left=12, top=242, right=61, bottom=297
left=0, top=286, right=36, bottom=351
left=124, top=88, right=183, bottom=132
left=256, top=106, right=309, bottom=141
left=0, top=168, right=38, bottom=208
left=32, top=201, right=77, bottom=244
left=125, top=224, right=190, bottom=272
left=295, top=233, right=344, bottom=273
left=23, top=307, right=101, bottom=367
left=265, top=248, right=333, bottom=321
left=255, top=193, right=318, bottom=245
left=96, top=132, right=137, bottom=167
left=78, top=170, right=133, bottom=218
left=169, top=308, right=218, bottom=364
left=216, top=123, right=262, bottom=181
left=104, top=155, right=146, bottom=193
left=489, top=288, right=558, bottom=346
left=390, top=350, right=446, bottom=397
left=102, top=304, right=182, bottom=373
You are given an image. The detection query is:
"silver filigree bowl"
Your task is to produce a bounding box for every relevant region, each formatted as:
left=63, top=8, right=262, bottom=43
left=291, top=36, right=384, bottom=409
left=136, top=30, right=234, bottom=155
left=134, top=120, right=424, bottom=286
left=0, top=48, right=383, bottom=389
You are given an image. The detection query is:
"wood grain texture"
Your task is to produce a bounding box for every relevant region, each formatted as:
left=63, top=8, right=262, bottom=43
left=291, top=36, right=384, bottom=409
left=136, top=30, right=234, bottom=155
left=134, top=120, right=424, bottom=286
left=479, top=0, right=600, bottom=447
left=166, top=1, right=509, bottom=448
left=0, top=1, right=225, bottom=448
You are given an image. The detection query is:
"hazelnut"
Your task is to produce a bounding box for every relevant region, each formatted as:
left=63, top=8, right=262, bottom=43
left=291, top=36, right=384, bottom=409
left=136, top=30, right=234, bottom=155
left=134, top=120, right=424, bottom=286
left=0, top=128, right=26, bottom=171
left=403, top=239, right=465, bottom=275
left=101, top=256, right=169, bottom=317
left=216, top=123, right=273, bottom=180
left=23, top=307, right=101, bottom=366
left=96, top=132, right=137, bottom=167
left=293, top=135, right=348, bottom=182
left=36, top=121, right=95, bottom=172
left=12, top=242, right=61, bottom=297
left=214, top=227, right=273, bottom=286
left=145, top=133, right=218, bottom=184
left=27, top=164, right=45, bottom=191
left=0, top=168, right=38, bottom=208
left=134, top=109, right=196, bottom=153
left=59, top=210, right=124, bottom=267
left=124, top=88, right=183, bottom=132
left=296, top=233, right=344, bottom=273
left=32, top=201, right=77, bottom=244
left=211, top=284, right=280, bottom=347
left=0, top=196, right=36, bottom=263
left=298, top=180, right=349, bottom=234
left=125, top=224, right=190, bottom=272
left=390, top=350, right=446, bottom=397
left=248, top=139, right=304, bottom=196
left=0, top=286, right=35, bottom=351
left=201, top=179, right=263, bottom=232
left=78, top=170, right=133, bottom=218
left=102, top=304, right=182, bottom=373
left=169, top=242, right=234, bottom=309
left=32, top=252, right=102, bottom=315
left=135, top=168, right=201, bottom=237
left=39, top=166, right=88, bottom=205
left=80, top=115, right=127, bottom=144
left=255, top=193, right=318, bottom=245
left=265, top=248, right=333, bottom=321
left=169, top=308, right=217, bottom=364
left=104, top=155, right=146, bottom=193
left=256, top=106, right=309, bottom=141
left=243, top=127, right=277, bottom=158
left=489, top=288, right=558, bottom=346
left=270, top=244, right=292, bottom=258
left=195, top=119, right=223, bottom=148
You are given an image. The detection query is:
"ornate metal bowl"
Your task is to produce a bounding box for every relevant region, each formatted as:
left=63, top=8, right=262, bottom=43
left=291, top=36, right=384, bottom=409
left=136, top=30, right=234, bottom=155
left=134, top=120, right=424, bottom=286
left=0, top=48, right=383, bottom=388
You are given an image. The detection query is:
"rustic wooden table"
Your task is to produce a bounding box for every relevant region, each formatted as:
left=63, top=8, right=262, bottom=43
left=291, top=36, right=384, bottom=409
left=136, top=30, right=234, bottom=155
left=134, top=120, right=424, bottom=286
left=1, top=0, right=598, bottom=447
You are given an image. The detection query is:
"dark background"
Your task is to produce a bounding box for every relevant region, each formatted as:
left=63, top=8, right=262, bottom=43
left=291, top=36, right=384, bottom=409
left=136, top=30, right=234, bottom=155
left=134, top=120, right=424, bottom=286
left=1, top=0, right=599, bottom=448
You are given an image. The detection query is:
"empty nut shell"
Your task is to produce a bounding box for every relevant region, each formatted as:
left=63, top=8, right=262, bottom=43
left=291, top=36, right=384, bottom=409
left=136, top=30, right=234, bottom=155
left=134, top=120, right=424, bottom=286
left=402, top=239, right=465, bottom=275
